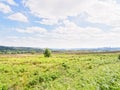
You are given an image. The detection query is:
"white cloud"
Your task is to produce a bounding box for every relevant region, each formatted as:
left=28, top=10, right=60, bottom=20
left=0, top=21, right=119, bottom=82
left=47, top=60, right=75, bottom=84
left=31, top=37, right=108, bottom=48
left=1, top=0, right=120, bottom=48
left=8, top=12, right=28, bottom=22
left=16, top=27, right=47, bottom=33
left=23, top=0, right=120, bottom=27
left=86, top=0, right=120, bottom=27
left=7, top=0, right=18, bottom=6
left=23, top=0, right=97, bottom=25
left=1, top=0, right=17, bottom=6
left=13, top=20, right=120, bottom=48
left=0, top=2, right=12, bottom=13
left=39, top=19, right=59, bottom=25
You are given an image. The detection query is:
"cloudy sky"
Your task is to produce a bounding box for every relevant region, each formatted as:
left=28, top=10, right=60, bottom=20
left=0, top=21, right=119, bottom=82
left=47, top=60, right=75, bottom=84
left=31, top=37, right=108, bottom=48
left=0, top=0, right=120, bottom=48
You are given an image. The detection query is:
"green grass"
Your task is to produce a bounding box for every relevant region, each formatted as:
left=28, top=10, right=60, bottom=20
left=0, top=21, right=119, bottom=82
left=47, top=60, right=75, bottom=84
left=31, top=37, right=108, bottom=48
left=0, top=53, right=120, bottom=90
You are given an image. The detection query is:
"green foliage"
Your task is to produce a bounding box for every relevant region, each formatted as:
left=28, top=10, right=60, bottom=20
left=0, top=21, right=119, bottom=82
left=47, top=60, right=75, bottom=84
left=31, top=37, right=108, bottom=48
left=43, top=48, right=51, bottom=57
left=0, top=46, right=43, bottom=54
left=0, top=53, right=120, bottom=89
left=1, top=85, right=8, bottom=90
left=118, top=55, right=120, bottom=60
left=62, top=63, right=69, bottom=70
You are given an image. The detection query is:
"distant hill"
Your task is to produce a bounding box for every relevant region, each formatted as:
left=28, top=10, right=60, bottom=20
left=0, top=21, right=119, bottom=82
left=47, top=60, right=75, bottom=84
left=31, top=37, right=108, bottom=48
left=71, top=47, right=120, bottom=52
left=89, top=47, right=120, bottom=52
left=0, top=46, right=120, bottom=54
left=52, top=47, right=120, bottom=52
left=0, top=46, right=43, bottom=54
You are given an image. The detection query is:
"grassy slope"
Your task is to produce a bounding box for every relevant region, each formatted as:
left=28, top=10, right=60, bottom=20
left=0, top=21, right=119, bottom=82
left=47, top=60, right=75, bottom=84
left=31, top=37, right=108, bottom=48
left=0, top=53, right=120, bottom=90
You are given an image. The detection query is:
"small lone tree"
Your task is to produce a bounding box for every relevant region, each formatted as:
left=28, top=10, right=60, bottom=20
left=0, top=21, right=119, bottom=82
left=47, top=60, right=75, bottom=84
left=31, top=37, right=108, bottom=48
left=43, top=48, right=51, bottom=57
left=118, top=55, right=120, bottom=60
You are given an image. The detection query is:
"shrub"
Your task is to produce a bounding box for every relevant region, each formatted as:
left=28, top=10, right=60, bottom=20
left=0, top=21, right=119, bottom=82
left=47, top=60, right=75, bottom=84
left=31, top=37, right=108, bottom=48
left=43, top=48, right=51, bottom=57
left=62, top=63, right=69, bottom=69
left=118, top=55, right=120, bottom=60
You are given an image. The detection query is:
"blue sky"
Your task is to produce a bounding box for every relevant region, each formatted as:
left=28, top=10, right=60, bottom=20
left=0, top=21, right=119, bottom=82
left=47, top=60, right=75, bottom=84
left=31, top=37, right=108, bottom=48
left=0, top=0, right=120, bottom=48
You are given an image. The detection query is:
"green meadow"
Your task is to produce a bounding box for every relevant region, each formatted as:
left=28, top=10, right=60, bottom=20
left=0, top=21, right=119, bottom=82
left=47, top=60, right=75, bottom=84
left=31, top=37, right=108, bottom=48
left=0, top=53, right=120, bottom=90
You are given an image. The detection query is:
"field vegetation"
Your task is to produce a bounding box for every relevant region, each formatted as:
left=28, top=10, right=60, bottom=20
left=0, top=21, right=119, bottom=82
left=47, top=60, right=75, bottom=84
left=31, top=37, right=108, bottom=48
left=0, top=53, right=120, bottom=90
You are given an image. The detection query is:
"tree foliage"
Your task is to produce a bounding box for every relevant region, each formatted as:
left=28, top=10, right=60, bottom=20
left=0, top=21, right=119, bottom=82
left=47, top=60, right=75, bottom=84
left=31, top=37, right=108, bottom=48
left=118, top=55, right=120, bottom=60
left=43, top=48, right=51, bottom=57
left=0, top=46, right=43, bottom=54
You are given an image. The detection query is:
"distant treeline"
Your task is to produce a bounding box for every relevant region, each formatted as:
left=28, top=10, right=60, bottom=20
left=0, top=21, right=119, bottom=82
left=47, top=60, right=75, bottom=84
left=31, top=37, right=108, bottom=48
left=0, top=46, right=120, bottom=54
left=0, top=46, right=43, bottom=54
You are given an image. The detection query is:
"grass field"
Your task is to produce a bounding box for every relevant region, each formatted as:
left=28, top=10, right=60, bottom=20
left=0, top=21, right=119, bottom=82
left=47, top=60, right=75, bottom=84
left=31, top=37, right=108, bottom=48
left=0, top=53, right=120, bottom=90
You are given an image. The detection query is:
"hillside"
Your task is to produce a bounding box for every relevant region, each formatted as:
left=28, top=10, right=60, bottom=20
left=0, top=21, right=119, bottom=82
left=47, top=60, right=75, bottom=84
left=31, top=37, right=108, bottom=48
left=0, top=46, right=120, bottom=54
left=0, top=46, right=43, bottom=54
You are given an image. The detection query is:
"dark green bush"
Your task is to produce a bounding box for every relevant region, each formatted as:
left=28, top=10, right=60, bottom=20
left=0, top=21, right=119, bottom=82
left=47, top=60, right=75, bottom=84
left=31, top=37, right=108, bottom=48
left=118, top=55, right=120, bottom=60
left=43, top=48, right=51, bottom=57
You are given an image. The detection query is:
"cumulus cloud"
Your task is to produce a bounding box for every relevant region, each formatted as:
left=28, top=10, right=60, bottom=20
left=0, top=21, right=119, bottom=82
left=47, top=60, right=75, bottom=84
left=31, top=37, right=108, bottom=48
left=0, top=2, right=12, bottom=13
left=1, top=0, right=120, bottom=48
left=7, top=0, right=18, bottom=6
left=23, top=0, right=97, bottom=25
left=16, top=27, right=47, bottom=33
left=13, top=20, right=120, bottom=48
left=23, top=0, right=120, bottom=27
left=7, top=12, right=28, bottom=22
left=1, top=0, right=17, bottom=6
left=39, top=19, right=59, bottom=25
left=86, top=0, right=120, bottom=27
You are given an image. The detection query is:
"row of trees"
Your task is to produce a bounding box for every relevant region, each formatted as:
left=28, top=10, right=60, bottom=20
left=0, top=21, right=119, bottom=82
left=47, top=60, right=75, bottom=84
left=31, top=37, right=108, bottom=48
left=0, top=48, right=52, bottom=57
left=0, top=47, right=119, bottom=59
